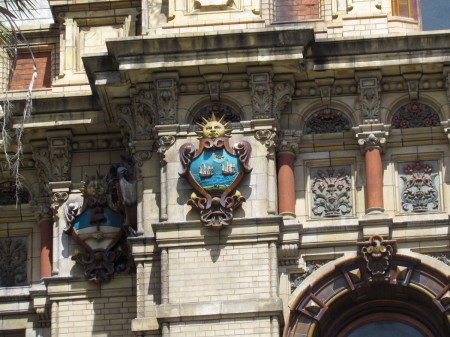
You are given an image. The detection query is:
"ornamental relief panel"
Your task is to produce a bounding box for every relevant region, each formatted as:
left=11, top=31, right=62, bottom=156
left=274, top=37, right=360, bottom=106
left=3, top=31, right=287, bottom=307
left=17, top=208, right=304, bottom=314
left=310, top=166, right=353, bottom=218
left=0, top=237, right=28, bottom=287
left=398, top=160, right=440, bottom=213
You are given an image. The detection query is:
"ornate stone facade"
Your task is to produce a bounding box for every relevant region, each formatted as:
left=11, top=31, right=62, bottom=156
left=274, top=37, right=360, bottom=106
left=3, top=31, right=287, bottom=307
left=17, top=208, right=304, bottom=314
left=1, top=1, right=450, bottom=336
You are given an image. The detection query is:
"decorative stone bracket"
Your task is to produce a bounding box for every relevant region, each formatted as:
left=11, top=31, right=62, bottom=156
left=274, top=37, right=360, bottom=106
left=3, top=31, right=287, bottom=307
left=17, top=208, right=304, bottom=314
left=276, top=130, right=302, bottom=155
left=357, top=234, right=397, bottom=280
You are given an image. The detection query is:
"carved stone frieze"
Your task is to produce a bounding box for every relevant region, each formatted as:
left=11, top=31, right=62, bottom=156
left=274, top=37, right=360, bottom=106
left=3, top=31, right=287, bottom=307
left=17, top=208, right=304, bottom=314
left=273, top=81, right=294, bottom=118
left=48, top=135, right=72, bottom=182
left=250, top=73, right=273, bottom=119
left=250, top=73, right=294, bottom=119
left=0, top=237, right=28, bottom=287
left=311, top=166, right=352, bottom=218
left=32, top=147, right=52, bottom=196
left=356, top=131, right=388, bottom=154
left=155, top=79, right=178, bottom=125
left=398, top=160, right=440, bottom=213
left=357, top=234, right=396, bottom=279
left=356, top=78, right=381, bottom=123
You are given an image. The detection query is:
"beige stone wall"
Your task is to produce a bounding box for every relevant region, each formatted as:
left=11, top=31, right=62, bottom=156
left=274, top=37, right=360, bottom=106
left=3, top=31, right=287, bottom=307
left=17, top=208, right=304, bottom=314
left=51, top=296, right=136, bottom=336
left=168, top=243, right=270, bottom=303
left=169, top=317, right=272, bottom=337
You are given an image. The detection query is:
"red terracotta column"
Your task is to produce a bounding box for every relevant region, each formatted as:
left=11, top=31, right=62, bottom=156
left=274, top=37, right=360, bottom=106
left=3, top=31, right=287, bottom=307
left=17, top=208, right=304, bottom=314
left=358, top=132, right=386, bottom=214
left=39, top=219, right=53, bottom=279
left=277, top=151, right=296, bottom=218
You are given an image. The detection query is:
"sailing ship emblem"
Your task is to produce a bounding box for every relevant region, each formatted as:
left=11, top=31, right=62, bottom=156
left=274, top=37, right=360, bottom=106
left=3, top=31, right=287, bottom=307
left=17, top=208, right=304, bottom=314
left=179, top=114, right=252, bottom=228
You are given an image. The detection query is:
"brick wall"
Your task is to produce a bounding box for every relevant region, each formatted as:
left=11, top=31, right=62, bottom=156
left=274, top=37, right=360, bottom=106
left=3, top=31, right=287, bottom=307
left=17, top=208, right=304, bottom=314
left=52, top=296, right=136, bottom=337
left=9, top=52, right=51, bottom=90
left=168, top=243, right=270, bottom=304
left=275, top=0, right=320, bottom=22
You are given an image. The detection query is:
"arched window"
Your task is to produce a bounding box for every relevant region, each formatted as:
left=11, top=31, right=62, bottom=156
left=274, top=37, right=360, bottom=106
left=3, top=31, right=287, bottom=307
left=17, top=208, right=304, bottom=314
left=304, top=108, right=352, bottom=134
left=191, top=102, right=241, bottom=125
left=391, top=101, right=440, bottom=129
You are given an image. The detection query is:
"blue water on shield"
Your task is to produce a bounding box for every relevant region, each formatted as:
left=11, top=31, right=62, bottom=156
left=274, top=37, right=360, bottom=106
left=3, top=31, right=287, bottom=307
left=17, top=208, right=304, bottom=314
left=190, top=148, right=241, bottom=195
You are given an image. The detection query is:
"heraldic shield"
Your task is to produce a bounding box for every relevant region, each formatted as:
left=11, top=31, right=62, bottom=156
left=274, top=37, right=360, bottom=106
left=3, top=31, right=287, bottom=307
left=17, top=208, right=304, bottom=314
left=63, top=164, right=136, bottom=282
left=179, top=114, right=252, bottom=229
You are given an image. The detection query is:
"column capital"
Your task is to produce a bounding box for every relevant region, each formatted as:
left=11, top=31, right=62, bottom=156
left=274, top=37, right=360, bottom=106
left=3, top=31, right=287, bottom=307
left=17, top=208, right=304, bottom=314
left=276, top=130, right=302, bottom=156
left=354, top=125, right=389, bottom=154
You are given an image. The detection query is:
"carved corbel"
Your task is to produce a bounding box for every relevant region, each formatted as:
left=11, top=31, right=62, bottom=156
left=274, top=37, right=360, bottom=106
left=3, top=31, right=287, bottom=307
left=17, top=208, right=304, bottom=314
left=250, top=73, right=273, bottom=119
left=402, top=73, right=421, bottom=100
left=155, top=78, right=178, bottom=125
left=255, top=130, right=277, bottom=158
left=314, top=78, right=334, bottom=106
left=356, top=77, right=381, bottom=124
left=273, top=80, right=295, bottom=119
left=133, top=90, right=157, bottom=139
left=157, top=135, right=176, bottom=165
left=204, top=73, right=223, bottom=101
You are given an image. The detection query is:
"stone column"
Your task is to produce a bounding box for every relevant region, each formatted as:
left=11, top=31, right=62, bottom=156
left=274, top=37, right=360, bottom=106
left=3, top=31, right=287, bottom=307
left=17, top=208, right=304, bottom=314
left=356, top=130, right=388, bottom=214
left=40, top=218, right=53, bottom=279
left=276, top=131, right=301, bottom=218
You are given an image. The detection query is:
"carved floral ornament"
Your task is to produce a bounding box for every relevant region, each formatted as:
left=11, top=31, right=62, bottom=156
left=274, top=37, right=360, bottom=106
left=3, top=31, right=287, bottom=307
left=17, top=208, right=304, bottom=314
left=63, top=164, right=137, bottom=282
left=310, top=166, right=352, bottom=218
left=179, top=114, right=252, bottom=229
left=304, top=108, right=352, bottom=134
left=391, top=101, right=440, bottom=129
left=399, top=160, right=440, bottom=213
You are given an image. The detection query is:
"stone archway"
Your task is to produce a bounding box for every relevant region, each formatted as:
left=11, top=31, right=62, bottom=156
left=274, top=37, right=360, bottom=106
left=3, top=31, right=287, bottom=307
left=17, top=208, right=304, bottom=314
left=284, top=236, right=450, bottom=337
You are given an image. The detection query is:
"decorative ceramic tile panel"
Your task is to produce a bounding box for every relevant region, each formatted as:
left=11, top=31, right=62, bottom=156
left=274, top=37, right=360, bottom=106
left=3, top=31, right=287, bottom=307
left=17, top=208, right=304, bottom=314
left=391, top=101, right=440, bottom=129
left=0, top=237, right=27, bottom=287
left=304, top=108, right=352, bottom=134
left=0, top=181, right=29, bottom=205
left=310, top=166, right=352, bottom=218
left=192, top=103, right=241, bottom=124
left=398, top=160, right=440, bottom=213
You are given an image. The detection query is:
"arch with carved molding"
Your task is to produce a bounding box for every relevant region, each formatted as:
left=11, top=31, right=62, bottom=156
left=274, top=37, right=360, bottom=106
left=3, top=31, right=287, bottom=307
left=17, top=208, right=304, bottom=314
left=284, top=249, right=450, bottom=337
left=185, top=98, right=245, bottom=125
left=387, top=95, right=445, bottom=128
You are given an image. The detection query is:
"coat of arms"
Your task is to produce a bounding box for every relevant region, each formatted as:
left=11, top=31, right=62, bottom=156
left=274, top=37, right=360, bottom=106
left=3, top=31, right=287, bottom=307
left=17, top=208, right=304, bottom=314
left=63, top=164, right=136, bottom=282
left=179, top=114, right=252, bottom=228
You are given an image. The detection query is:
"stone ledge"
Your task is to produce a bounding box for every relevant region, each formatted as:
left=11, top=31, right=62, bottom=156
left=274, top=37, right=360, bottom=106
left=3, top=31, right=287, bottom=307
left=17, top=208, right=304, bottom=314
left=156, top=297, right=283, bottom=322
left=153, top=216, right=283, bottom=247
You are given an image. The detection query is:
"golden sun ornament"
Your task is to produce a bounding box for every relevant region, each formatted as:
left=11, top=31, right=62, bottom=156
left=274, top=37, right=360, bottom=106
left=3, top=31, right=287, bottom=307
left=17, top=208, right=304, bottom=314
left=196, top=114, right=232, bottom=139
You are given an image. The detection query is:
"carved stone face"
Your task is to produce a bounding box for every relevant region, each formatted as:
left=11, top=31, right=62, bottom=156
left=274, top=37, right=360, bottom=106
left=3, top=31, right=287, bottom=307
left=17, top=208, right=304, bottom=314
left=203, top=121, right=225, bottom=139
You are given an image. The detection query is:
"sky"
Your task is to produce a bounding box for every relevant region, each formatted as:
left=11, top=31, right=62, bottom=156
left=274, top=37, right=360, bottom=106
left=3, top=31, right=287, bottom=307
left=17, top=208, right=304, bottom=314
left=421, top=0, right=450, bottom=30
